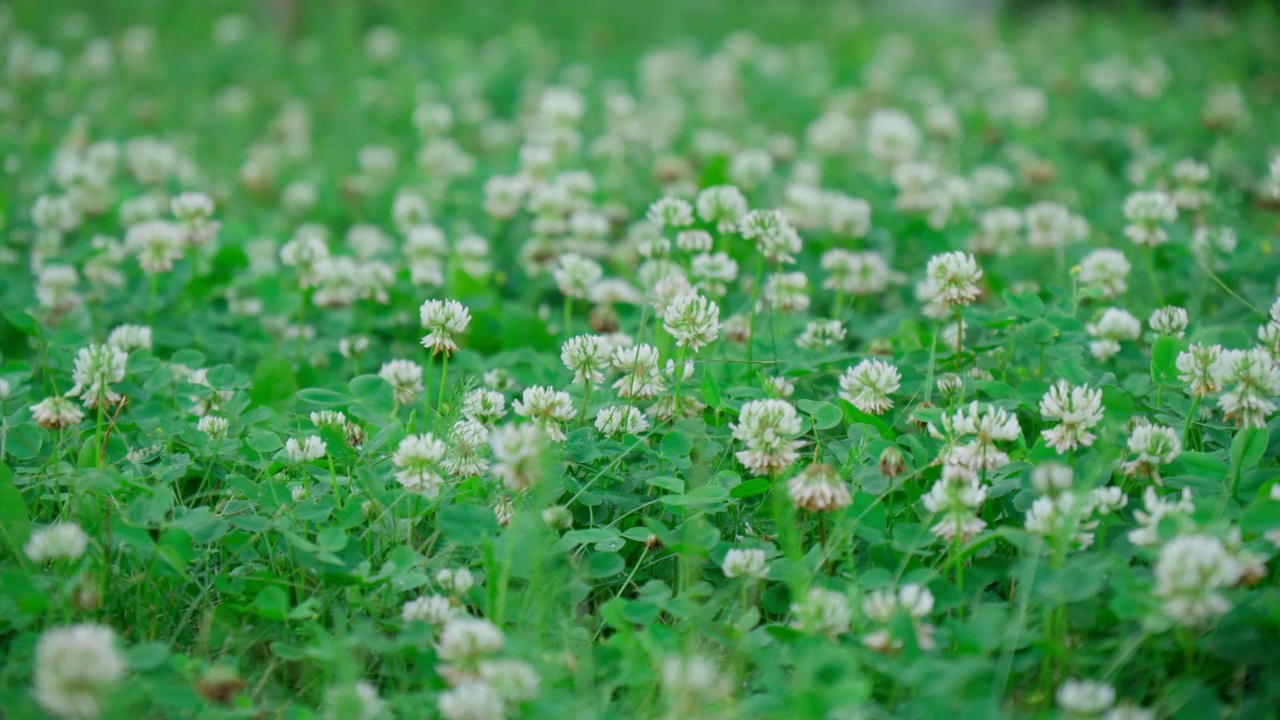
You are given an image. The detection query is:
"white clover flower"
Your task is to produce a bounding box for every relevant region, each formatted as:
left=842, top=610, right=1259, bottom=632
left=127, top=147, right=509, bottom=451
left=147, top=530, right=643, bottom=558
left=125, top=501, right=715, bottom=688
left=512, top=386, right=574, bottom=442
left=436, top=567, right=475, bottom=595
left=35, top=265, right=82, bottom=313
left=553, top=253, right=603, bottom=299
left=839, top=359, right=900, bottom=415
left=1024, top=492, right=1099, bottom=549
left=922, top=464, right=988, bottom=541
left=106, top=324, right=151, bottom=353
left=1039, top=381, right=1104, bottom=454
left=660, top=654, right=732, bottom=708
left=662, top=292, right=720, bottom=351
left=32, top=623, right=126, bottom=719
left=323, top=680, right=385, bottom=720
left=925, top=375, right=959, bottom=402
left=787, top=463, right=852, bottom=513
left=1128, top=487, right=1195, bottom=547
left=1148, top=306, right=1188, bottom=337
left=970, top=207, right=1023, bottom=255
left=310, top=410, right=346, bottom=430
left=463, top=388, right=507, bottom=425
left=456, top=234, right=492, bottom=278
left=30, top=396, right=85, bottom=429
left=647, top=271, right=692, bottom=316
left=728, top=149, right=774, bottom=189
left=862, top=583, right=937, bottom=652
left=1056, top=679, right=1116, bottom=717
left=928, top=402, right=1021, bottom=471
left=392, top=433, right=447, bottom=497
left=310, top=256, right=362, bottom=308
left=69, top=344, right=127, bottom=408
left=378, top=359, right=424, bottom=405
left=696, top=185, right=749, bottom=233
left=821, top=249, right=891, bottom=296
left=1176, top=343, right=1221, bottom=396
left=198, top=415, right=230, bottom=438
left=1078, top=249, right=1131, bottom=300
left=762, top=271, right=810, bottom=313
left=1191, top=225, right=1237, bottom=267
left=676, top=229, right=713, bottom=253
left=1123, top=190, right=1177, bottom=247
left=444, top=418, right=490, bottom=477
left=420, top=299, right=471, bottom=356
left=478, top=659, right=541, bottom=706
left=561, top=335, right=612, bottom=384
left=483, top=175, right=527, bottom=219
left=922, top=251, right=982, bottom=307
left=646, top=197, right=694, bottom=229
left=721, top=548, right=768, bottom=579
left=436, top=617, right=504, bottom=663
left=612, top=343, right=665, bottom=400
left=24, top=523, right=89, bottom=563
left=1262, top=154, right=1280, bottom=201
left=491, top=424, right=547, bottom=492
left=790, top=586, right=851, bottom=638
left=738, top=209, right=802, bottom=264
left=1024, top=201, right=1077, bottom=250
left=170, top=191, right=219, bottom=246
left=125, top=219, right=185, bottom=273
left=1170, top=158, right=1211, bottom=210
left=1120, top=421, right=1181, bottom=483
left=1155, top=534, right=1243, bottom=626
left=821, top=194, right=872, bottom=238
left=690, top=251, right=739, bottom=297
left=594, top=405, right=649, bottom=438
left=284, top=436, right=326, bottom=463
left=279, top=230, right=330, bottom=287
left=1087, top=308, right=1141, bottom=362
left=1032, top=463, right=1075, bottom=497
left=866, top=108, right=921, bottom=165
left=1211, top=348, right=1280, bottom=428
left=438, top=681, right=505, bottom=720
left=797, top=319, right=847, bottom=350
left=403, top=594, right=455, bottom=626
left=732, top=399, right=803, bottom=477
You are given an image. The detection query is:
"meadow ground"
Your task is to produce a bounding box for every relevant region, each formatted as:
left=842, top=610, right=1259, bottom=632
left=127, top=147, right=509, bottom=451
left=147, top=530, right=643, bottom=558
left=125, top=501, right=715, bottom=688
left=2, top=1, right=1280, bottom=718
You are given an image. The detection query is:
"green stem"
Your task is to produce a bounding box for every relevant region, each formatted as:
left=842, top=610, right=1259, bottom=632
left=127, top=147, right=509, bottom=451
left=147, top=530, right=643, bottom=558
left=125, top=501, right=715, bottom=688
left=746, top=258, right=764, bottom=364
left=1145, top=247, right=1165, bottom=306
left=953, top=305, right=964, bottom=373
left=438, top=353, right=449, bottom=416
left=563, top=298, right=572, bottom=337
left=147, top=273, right=159, bottom=327
left=295, top=288, right=309, bottom=366
left=578, top=378, right=592, bottom=427
left=671, top=345, right=688, bottom=423
left=1183, top=394, right=1201, bottom=446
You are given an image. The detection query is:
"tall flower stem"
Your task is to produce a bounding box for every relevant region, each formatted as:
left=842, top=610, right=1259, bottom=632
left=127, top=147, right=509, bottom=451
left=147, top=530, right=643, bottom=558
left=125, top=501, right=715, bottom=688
left=746, top=257, right=764, bottom=364
left=578, top=379, right=592, bottom=427
left=1145, top=247, right=1165, bottom=306
left=671, top=344, right=688, bottom=423
left=147, top=273, right=159, bottom=327
left=437, top=353, right=450, bottom=416
left=953, top=305, right=964, bottom=373
left=563, top=298, right=573, bottom=337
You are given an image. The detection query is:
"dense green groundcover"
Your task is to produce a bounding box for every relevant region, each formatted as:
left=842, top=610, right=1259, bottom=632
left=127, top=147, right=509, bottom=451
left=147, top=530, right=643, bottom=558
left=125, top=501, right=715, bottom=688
left=3, top=1, right=1280, bottom=718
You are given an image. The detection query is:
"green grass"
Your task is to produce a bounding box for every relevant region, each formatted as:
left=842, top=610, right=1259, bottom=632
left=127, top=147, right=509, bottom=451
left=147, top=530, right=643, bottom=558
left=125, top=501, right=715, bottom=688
left=2, top=1, right=1280, bottom=718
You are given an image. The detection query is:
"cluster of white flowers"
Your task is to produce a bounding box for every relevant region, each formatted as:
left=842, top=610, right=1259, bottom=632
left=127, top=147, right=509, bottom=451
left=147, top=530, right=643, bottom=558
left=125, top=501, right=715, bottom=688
left=1122, top=190, right=1177, bottom=246
left=392, top=433, right=447, bottom=497
left=838, top=359, right=900, bottom=415
left=1039, top=381, right=1104, bottom=454
left=1087, top=308, right=1141, bottom=361
left=861, top=584, right=936, bottom=652
left=731, top=399, right=803, bottom=477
